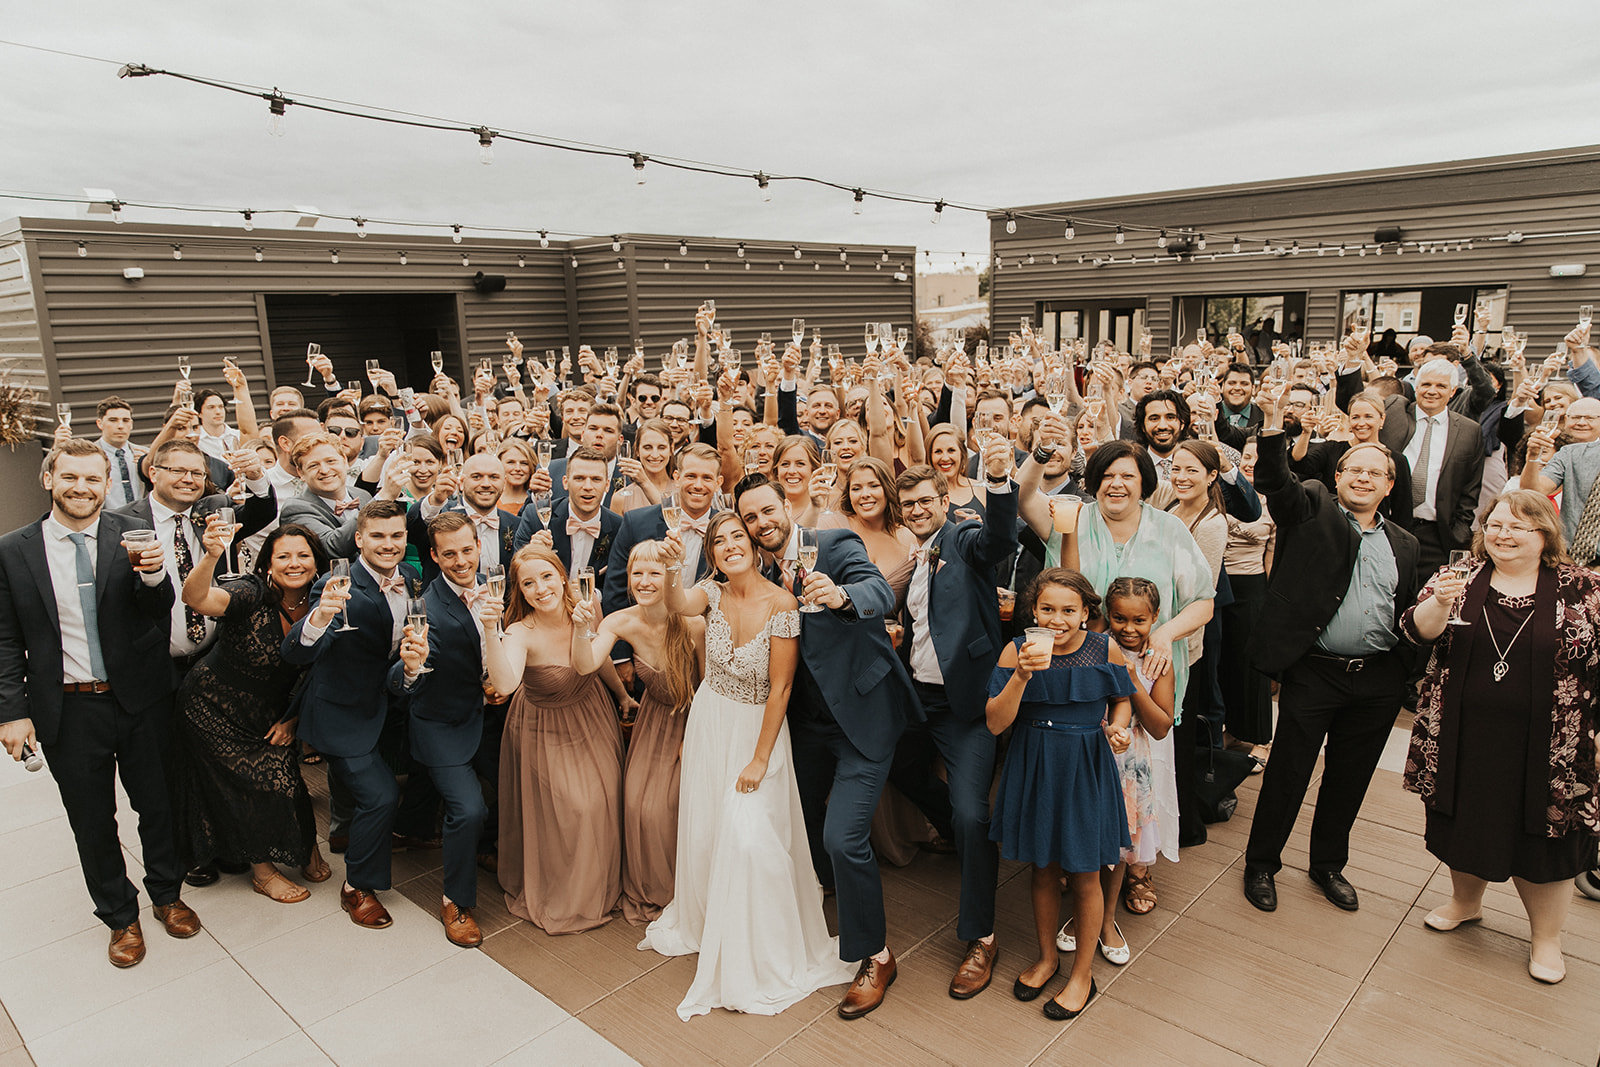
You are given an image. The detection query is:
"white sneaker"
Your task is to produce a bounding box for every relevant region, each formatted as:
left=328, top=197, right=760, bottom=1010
left=1576, top=869, right=1600, bottom=902
left=1098, top=921, right=1130, bottom=966
left=1055, top=919, right=1075, bottom=952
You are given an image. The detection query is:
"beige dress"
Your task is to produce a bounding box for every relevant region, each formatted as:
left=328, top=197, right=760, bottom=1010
left=499, top=664, right=624, bottom=933
left=621, top=660, right=687, bottom=923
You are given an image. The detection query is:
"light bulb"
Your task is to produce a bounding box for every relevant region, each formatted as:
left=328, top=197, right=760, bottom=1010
left=1005, top=213, right=1017, bottom=234
left=1051, top=254, right=1059, bottom=264
left=76, top=242, right=87, bottom=258
left=839, top=248, right=848, bottom=263
left=354, top=217, right=366, bottom=238
left=778, top=261, right=784, bottom=271
left=793, top=246, right=802, bottom=260
left=242, top=210, right=254, bottom=231
left=664, top=259, right=671, bottom=270
left=516, top=254, right=525, bottom=268
left=632, top=152, right=647, bottom=185
left=399, top=251, right=407, bottom=265
left=1232, top=237, right=1241, bottom=253
left=330, top=250, right=339, bottom=264
left=111, top=201, right=123, bottom=224
left=737, top=242, right=746, bottom=258
left=476, top=127, right=495, bottom=165
left=1114, top=226, right=1125, bottom=244
left=756, top=171, right=771, bottom=202
left=1027, top=254, right=1035, bottom=265
left=266, top=93, right=287, bottom=137
left=538, top=231, right=549, bottom=248
left=881, top=250, right=889, bottom=262
left=570, top=255, right=578, bottom=269
left=1064, top=222, right=1075, bottom=240
left=706, top=260, right=712, bottom=271
left=253, top=247, right=263, bottom=262
left=1156, top=231, right=1167, bottom=248
left=1290, top=240, right=1300, bottom=254
left=932, top=199, right=944, bottom=224
left=462, top=253, right=470, bottom=266
left=451, top=225, right=463, bottom=244
left=617, top=258, right=624, bottom=270
left=813, top=261, right=819, bottom=270
left=172, top=245, right=182, bottom=261
left=853, top=189, right=865, bottom=215
left=612, top=236, right=622, bottom=252
left=679, top=240, right=688, bottom=256
left=744, top=260, right=751, bottom=271
left=1196, top=234, right=1206, bottom=250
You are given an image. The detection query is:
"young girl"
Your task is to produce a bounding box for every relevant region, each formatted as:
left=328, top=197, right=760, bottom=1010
left=986, top=568, right=1136, bottom=1021
left=1057, top=577, right=1176, bottom=959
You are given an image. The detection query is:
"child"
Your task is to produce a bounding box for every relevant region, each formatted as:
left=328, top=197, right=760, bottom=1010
left=1056, top=577, right=1177, bottom=964
left=987, top=568, right=1136, bottom=1021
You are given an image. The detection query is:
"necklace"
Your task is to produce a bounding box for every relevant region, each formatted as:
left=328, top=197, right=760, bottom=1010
left=1482, top=601, right=1535, bottom=683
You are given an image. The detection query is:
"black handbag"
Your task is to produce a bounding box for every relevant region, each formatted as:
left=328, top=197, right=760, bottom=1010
left=1194, top=725, right=1258, bottom=823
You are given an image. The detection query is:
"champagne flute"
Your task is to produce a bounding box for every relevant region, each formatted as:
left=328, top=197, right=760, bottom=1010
left=405, top=596, right=432, bottom=673
left=792, top=318, right=806, bottom=347
left=1446, top=549, right=1473, bottom=626
left=816, top=448, right=838, bottom=491
left=896, top=327, right=909, bottom=352
left=535, top=438, right=554, bottom=470
left=1453, top=303, right=1469, bottom=327
left=864, top=322, right=879, bottom=355
left=327, top=559, right=357, bottom=632
left=446, top=447, right=465, bottom=475
left=302, top=343, right=321, bottom=387
left=430, top=350, right=445, bottom=377
left=177, top=354, right=192, bottom=382
left=366, top=358, right=381, bottom=385
left=573, top=566, right=597, bottom=636
left=796, top=526, right=823, bottom=613
left=484, top=564, right=506, bottom=604
left=660, top=490, right=683, bottom=530
left=533, top=492, right=553, bottom=527
left=56, top=402, right=71, bottom=429
left=1044, top=373, right=1068, bottom=414
left=215, top=506, right=242, bottom=578
left=1581, top=305, right=1594, bottom=328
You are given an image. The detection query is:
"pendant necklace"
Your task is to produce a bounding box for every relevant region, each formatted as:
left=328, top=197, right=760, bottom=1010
left=1482, top=602, right=1534, bottom=683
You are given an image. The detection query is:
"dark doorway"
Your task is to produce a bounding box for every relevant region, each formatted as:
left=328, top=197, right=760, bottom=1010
left=264, top=294, right=460, bottom=395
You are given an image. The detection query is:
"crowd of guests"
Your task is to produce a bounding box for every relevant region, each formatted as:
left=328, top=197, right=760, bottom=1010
left=1, top=302, right=1597, bottom=1025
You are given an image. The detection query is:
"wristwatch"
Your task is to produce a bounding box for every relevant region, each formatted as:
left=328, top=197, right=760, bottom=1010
left=1033, top=445, right=1057, bottom=464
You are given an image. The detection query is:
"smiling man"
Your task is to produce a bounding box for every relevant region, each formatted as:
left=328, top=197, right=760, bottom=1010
left=602, top=443, right=721, bottom=616
left=1379, top=357, right=1485, bottom=577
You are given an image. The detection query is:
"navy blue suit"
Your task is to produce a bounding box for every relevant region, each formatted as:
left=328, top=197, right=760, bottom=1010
left=895, top=484, right=1018, bottom=943
left=512, top=498, right=621, bottom=585
left=283, top=562, right=422, bottom=890
left=602, top=505, right=714, bottom=616
left=547, top=457, right=626, bottom=510
left=770, top=527, right=919, bottom=962
left=404, top=499, right=517, bottom=584
left=388, top=575, right=490, bottom=907
left=0, top=511, right=183, bottom=929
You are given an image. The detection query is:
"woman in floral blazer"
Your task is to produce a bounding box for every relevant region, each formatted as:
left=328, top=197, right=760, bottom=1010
left=1401, top=489, right=1600, bottom=986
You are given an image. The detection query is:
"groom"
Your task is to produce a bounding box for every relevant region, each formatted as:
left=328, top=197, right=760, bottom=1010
left=734, top=475, right=920, bottom=1021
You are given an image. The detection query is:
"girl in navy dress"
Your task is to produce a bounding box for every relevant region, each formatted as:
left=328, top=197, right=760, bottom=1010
left=987, top=568, right=1136, bottom=1021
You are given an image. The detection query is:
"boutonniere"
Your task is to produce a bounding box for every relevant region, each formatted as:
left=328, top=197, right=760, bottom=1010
left=612, top=475, right=625, bottom=492
left=929, top=544, right=945, bottom=575
left=594, top=532, right=614, bottom=560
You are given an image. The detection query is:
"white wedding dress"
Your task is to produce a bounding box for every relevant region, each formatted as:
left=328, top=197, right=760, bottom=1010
left=639, top=583, right=857, bottom=1020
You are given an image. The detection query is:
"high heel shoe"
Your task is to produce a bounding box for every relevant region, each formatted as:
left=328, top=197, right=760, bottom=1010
left=1013, top=965, right=1059, bottom=1001
left=1042, top=979, right=1096, bottom=1021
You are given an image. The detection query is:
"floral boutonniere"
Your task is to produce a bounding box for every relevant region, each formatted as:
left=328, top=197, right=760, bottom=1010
left=929, top=543, right=944, bottom=575
left=594, top=531, right=614, bottom=562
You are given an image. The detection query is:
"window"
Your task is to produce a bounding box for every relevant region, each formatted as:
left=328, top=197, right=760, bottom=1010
left=1400, top=308, right=1415, bottom=330
left=1340, top=286, right=1508, bottom=358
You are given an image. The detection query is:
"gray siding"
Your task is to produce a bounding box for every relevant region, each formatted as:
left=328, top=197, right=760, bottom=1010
left=0, top=229, right=48, bottom=433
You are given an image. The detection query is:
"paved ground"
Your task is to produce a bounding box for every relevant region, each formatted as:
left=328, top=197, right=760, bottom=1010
left=3, top=725, right=1597, bottom=1066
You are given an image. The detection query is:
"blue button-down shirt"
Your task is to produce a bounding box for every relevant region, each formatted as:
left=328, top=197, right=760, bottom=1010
left=1317, top=507, right=1399, bottom=656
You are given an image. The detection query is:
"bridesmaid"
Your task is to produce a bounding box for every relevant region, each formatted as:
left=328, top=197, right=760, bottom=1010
left=486, top=546, right=625, bottom=933
left=573, top=540, right=705, bottom=922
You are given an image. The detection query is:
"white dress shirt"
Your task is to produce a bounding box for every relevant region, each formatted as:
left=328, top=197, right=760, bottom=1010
left=906, top=533, right=944, bottom=686
left=677, top=508, right=710, bottom=579
left=149, top=497, right=215, bottom=657
left=566, top=504, right=603, bottom=577
left=197, top=426, right=240, bottom=460
left=42, top=515, right=100, bottom=683
left=1403, top=409, right=1450, bottom=522
left=418, top=496, right=502, bottom=573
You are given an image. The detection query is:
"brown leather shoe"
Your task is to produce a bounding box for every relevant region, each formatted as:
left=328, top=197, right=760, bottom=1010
left=475, top=853, right=498, bottom=874
left=340, top=886, right=393, bottom=929
left=152, top=900, right=202, bottom=939
left=838, top=951, right=896, bottom=1020
left=108, top=921, right=146, bottom=968
left=949, top=939, right=998, bottom=999
left=441, top=900, right=483, bottom=947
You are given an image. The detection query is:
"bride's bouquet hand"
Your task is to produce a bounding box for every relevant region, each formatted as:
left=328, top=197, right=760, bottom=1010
left=735, top=757, right=768, bottom=794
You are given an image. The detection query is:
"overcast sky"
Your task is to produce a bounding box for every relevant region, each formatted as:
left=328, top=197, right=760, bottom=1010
left=3, top=0, right=1598, bottom=271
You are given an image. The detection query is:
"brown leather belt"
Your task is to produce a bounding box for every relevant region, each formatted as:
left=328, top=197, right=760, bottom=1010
left=63, top=681, right=111, bottom=694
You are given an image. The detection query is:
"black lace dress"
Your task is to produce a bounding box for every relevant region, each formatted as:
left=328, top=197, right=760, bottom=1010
left=172, top=576, right=316, bottom=867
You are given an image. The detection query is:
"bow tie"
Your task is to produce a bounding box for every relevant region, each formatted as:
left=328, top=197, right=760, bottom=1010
left=912, top=545, right=935, bottom=567
left=567, top=516, right=602, bottom=538
left=459, top=584, right=487, bottom=607
left=679, top=514, right=709, bottom=537
left=472, top=511, right=500, bottom=532
left=331, top=497, right=361, bottom=516
left=376, top=572, right=407, bottom=595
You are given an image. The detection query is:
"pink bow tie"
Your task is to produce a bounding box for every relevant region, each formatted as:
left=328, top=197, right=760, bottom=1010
left=567, top=516, right=602, bottom=538
left=472, top=511, right=500, bottom=532
left=377, top=572, right=406, bottom=595
left=459, top=584, right=487, bottom=607
left=679, top=514, right=709, bottom=537
left=331, top=497, right=361, bottom=517
left=912, top=546, right=935, bottom=567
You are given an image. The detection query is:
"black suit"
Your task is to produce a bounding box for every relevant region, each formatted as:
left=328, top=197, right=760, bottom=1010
left=1245, top=431, right=1421, bottom=879
left=0, top=510, right=184, bottom=929
left=1379, top=403, right=1484, bottom=575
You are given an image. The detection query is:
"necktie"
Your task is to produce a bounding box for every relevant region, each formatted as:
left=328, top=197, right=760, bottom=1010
left=1568, top=473, right=1600, bottom=564
left=331, top=497, right=361, bottom=517
left=114, top=449, right=135, bottom=506
left=1411, top=416, right=1435, bottom=509
left=172, top=515, right=207, bottom=644
left=779, top=559, right=797, bottom=593
left=567, top=516, right=602, bottom=538
left=67, top=532, right=107, bottom=680
left=377, top=572, right=407, bottom=595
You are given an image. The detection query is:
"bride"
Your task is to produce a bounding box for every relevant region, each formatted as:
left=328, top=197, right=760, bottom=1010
left=633, top=513, right=856, bottom=1019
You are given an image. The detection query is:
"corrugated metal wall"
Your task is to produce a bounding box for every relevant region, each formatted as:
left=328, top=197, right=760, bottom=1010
left=989, top=148, right=1600, bottom=354
left=0, top=230, right=47, bottom=429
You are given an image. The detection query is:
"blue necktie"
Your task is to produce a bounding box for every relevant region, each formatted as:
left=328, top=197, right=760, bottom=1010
left=113, top=448, right=136, bottom=506
left=67, top=532, right=108, bottom=681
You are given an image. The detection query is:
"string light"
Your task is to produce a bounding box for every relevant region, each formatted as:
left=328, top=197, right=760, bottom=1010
left=515, top=254, right=524, bottom=268
left=611, top=235, right=622, bottom=252
left=399, top=251, right=407, bottom=265
left=451, top=224, right=462, bottom=244
left=330, top=249, right=339, bottom=264
left=1114, top=226, right=1125, bottom=244
left=616, top=258, right=624, bottom=270
left=853, top=188, right=865, bottom=215
left=474, top=126, right=495, bottom=166
left=462, top=252, right=470, bottom=266
left=241, top=210, right=254, bottom=231
left=253, top=246, right=263, bottom=261
left=171, top=244, right=182, bottom=260
left=631, top=152, right=647, bottom=185
left=737, top=242, right=746, bottom=257
left=265, top=90, right=288, bottom=137
left=354, top=216, right=366, bottom=238
left=756, top=172, right=771, bottom=202
left=76, top=241, right=86, bottom=257
left=839, top=248, right=848, bottom=263
left=110, top=200, right=123, bottom=224
left=678, top=239, right=688, bottom=256
left=793, top=245, right=802, bottom=259
left=881, top=249, right=889, bottom=262
left=1005, top=213, right=1017, bottom=234
left=744, top=260, right=751, bottom=270
left=932, top=199, right=944, bottom=224
left=1156, top=230, right=1167, bottom=248
left=1064, top=221, right=1075, bottom=240
left=705, top=259, right=712, bottom=270
left=538, top=231, right=549, bottom=248
left=1232, top=237, right=1241, bottom=253
left=1195, top=233, right=1206, bottom=250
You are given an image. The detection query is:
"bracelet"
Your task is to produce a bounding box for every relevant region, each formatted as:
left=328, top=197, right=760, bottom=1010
left=1032, top=445, right=1056, bottom=464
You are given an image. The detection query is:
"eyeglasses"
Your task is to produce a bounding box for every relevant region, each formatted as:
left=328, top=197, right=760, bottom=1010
left=1339, top=466, right=1391, bottom=481
left=662, top=415, right=690, bottom=425
left=325, top=426, right=364, bottom=439
left=900, top=494, right=945, bottom=514
left=152, top=465, right=207, bottom=482
left=1482, top=522, right=1537, bottom=536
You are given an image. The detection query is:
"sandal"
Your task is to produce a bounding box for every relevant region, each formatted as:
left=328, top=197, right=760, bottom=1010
left=300, top=749, right=323, bottom=766
left=1123, top=868, right=1157, bottom=915
left=302, top=851, right=332, bottom=884
left=252, top=870, right=310, bottom=904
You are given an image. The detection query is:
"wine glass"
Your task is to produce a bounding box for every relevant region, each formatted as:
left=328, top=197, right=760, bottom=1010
left=1453, top=303, right=1469, bottom=327
left=661, top=490, right=683, bottom=530
left=484, top=564, right=506, bottom=604
left=177, top=355, right=192, bottom=382
left=430, top=350, right=445, bottom=377
left=302, top=343, right=321, bottom=387
left=55, top=403, right=71, bottom=430
left=215, top=506, right=242, bottom=578
left=366, top=359, right=381, bottom=384
left=327, top=559, right=358, bottom=632
left=864, top=322, right=879, bottom=354
left=446, top=448, right=465, bottom=475
left=1446, top=550, right=1473, bottom=626
left=792, top=318, right=806, bottom=347
left=1581, top=305, right=1594, bottom=328
left=533, top=492, right=553, bottom=527
left=535, top=438, right=554, bottom=470
left=796, top=527, right=822, bottom=613
left=405, top=596, right=432, bottom=673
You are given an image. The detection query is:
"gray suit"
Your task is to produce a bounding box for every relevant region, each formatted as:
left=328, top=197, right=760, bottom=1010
left=278, top=488, right=373, bottom=560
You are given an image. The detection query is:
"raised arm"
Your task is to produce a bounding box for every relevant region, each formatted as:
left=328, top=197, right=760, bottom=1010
left=183, top=513, right=236, bottom=617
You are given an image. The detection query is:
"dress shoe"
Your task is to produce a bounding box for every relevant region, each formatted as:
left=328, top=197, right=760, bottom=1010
left=1042, top=978, right=1096, bottom=1021
left=949, top=939, right=998, bottom=999
left=183, top=864, right=220, bottom=888
left=328, top=834, right=349, bottom=854
left=1055, top=919, right=1076, bottom=953
left=391, top=832, right=441, bottom=851
left=152, top=900, right=202, bottom=938
left=476, top=853, right=499, bottom=875
left=340, top=886, right=393, bottom=929
left=1013, top=965, right=1058, bottom=1001
left=108, top=921, right=145, bottom=968
left=838, top=952, right=896, bottom=1020
left=441, top=900, right=483, bottom=947
left=1243, top=868, right=1277, bottom=912
left=1098, top=921, right=1130, bottom=966
left=1423, top=907, right=1482, bottom=932
left=1309, top=868, right=1360, bottom=911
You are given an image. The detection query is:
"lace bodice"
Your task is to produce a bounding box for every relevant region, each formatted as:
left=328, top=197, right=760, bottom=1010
left=702, top=582, right=800, bottom=704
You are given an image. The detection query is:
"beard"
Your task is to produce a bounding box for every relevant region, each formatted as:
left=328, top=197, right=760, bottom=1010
left=1282, top=414, right=1304, bottom=438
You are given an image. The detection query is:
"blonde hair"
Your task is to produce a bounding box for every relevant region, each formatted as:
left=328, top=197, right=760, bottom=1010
left=1472, top=489, right=1570, bottom=569
left=627, top=540, right=701, bottom=714
left=504, top=546, right=575, bottom=626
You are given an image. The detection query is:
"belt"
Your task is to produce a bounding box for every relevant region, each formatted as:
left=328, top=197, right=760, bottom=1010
left=912, top=679, right=946, bottom=695
left=172, top=651, right=206, bottom=672
left=1026, top=718, right=1101, bottom=733
left=63, top=681, right=111, bottom=694
left=1306, top=649, right=1389, bottom=673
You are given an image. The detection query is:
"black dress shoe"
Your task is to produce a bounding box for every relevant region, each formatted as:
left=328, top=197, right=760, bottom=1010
left=1309, top=868, right=1359, bottom=911
left=328, top=835, right=349, bottom=854
left=1042, top=979, right=1096, bottom=1020
left=1013, top=966, right=1058, bottom=1002
left=1243, top=868, right=1277, bottom=912
left=184, top=864, right=220, bottom=888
